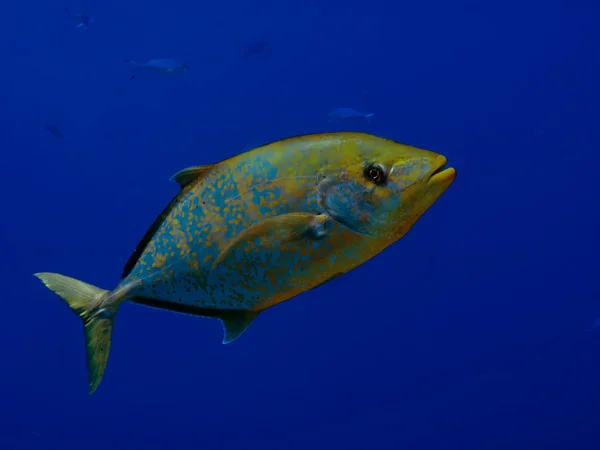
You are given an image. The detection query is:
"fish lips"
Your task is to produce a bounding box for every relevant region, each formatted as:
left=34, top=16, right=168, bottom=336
left=427, top=155, right=456, bottom=188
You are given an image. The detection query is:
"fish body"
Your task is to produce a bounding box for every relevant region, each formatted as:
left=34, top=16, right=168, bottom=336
left=64, top=8, right=94, bottom=29
left=126, top=58, right=189, bottom=74
left=585, top=318, right=600, bottom=332
left=35, top=132, right=456, bottom=393
left=44, top=124, right=63, bottom=138
left=243, top=41, right=267, bottom=58
left=329, top=108, right=374, bottom=122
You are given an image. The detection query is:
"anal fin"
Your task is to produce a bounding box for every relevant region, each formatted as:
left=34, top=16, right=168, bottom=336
left=220, top=310, right=260, bottom=344
left=133, top=296, right=259, bottom=345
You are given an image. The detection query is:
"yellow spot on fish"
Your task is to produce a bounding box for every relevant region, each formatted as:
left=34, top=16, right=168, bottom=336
left=152, top=254, right=167, bottom=268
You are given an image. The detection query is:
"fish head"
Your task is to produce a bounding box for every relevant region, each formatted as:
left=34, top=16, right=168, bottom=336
left=318, top=134, right=456, bottom=239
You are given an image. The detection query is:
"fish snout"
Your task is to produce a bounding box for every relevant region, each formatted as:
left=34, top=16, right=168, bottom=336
left=426, top=155, right=456, bottom=188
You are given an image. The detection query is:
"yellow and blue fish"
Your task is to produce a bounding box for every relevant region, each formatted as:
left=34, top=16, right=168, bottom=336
left=35, top=132, right=456, bottom=393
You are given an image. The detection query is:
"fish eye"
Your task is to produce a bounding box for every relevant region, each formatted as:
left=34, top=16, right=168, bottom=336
left=364, top=164, right=386, bottom=185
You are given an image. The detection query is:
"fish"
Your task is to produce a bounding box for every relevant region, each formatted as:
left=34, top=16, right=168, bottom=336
left=44, top=124, right=63, bottom=138
left=125, top=58, right=189, bottom=80
left=64, top=7, right=95, bottom=29
left=34, top=132, right=456, bottom=394
left=329, top=108, right=375, bottom=122
left=243, top=41, right=267, bottom=59
left=585, top=318, right=600, bottom=332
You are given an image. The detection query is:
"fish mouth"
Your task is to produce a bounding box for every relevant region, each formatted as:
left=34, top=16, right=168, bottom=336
left=427, top=156, right=456, bottom=186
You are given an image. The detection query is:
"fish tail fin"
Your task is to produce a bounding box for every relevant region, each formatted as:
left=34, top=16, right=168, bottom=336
left=34, top=272, right=115, bottom=394
left=365, top=113, right=375, bottom=122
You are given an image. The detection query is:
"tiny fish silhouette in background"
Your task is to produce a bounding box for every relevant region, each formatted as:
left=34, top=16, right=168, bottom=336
left=584, top=318, right=600, bottom=332
left=125, top=58, right=189, bottom=80
left=44, top=124, right=63, bottom=138
left=329, top=107, right=375, bottom=123
left=64, top=7, right=95, bottom=29
left=243, top=41, right=267, bottom=59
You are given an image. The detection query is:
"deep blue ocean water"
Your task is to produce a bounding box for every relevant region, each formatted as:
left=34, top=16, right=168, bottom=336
left=1, top=1, right=600, bottom=449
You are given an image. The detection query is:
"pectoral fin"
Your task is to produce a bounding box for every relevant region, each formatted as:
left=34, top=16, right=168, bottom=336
left=213, top=212, right=330, bottom=269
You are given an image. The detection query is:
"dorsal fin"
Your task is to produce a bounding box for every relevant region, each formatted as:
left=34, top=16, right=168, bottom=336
left=169, top=164, right=213, bottom=189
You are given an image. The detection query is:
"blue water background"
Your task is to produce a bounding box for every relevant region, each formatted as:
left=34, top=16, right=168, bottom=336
left=1, top=1, right=599, bottom=449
